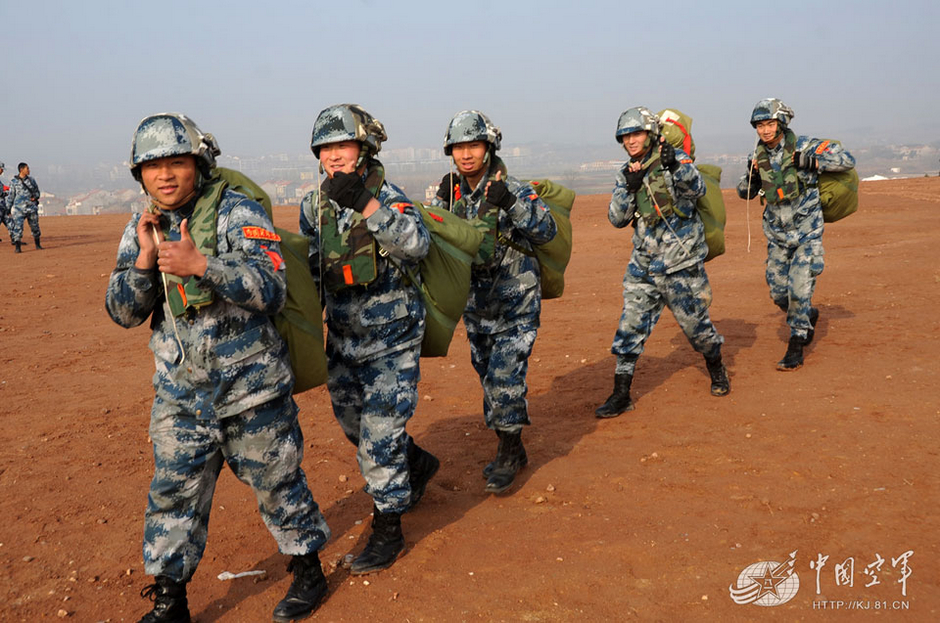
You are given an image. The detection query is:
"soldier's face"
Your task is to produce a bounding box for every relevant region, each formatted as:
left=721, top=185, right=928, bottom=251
left=451, top=141, right=488, bottom=177
left=20, top=165, right=30, bottom=177
left=621, top=131, right=649, bottom=158
left=756, top=120, right=780, bottom=146
left=320, top=141, right=361, bottom=178
left=140, top=155, right=198, bottom=210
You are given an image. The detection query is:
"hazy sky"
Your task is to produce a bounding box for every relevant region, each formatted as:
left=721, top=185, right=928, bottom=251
left=2, top=0, right=937, bottom=169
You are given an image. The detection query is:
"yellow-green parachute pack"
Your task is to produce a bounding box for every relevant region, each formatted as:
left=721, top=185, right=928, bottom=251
left=695, top=164, right=727, bottom=261
left=815, top=140, right=859, bottom=223
left=214, top=168, right=328, bottom=393
left=655, top=109, right=726, bottom=261
left=657, top=109, right=696, bottom=161
left=527, top=179, right=575, bottom=299
left=398, top=203, right=484, bottom=357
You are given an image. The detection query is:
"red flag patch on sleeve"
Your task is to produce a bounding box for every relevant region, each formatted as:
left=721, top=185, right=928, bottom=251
left=391, top=202, right=413, bottom=214
left=242, top=226, right=281, bottom=241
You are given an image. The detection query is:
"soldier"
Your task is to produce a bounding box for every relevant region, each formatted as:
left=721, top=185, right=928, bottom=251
left=596, top=107, right=729, bottom=418
left=106, top=113, right=331, bottom=623
left=430, top=111, right=557, bottom=494
left=736, top=98, right=855, bottom=370
left=8, top=162, right=42, bottom=252
left=299, top=103, right=437, bottom=575
left=0, top=162, right=10, bottom=241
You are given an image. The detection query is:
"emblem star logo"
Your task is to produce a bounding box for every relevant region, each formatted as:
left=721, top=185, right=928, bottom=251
left=749, top=565, right=790, bottom=599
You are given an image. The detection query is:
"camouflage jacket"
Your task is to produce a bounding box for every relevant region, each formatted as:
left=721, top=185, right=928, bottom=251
left=429, top=157, right=557, bottom=334
left=105, top=188, right=294, bottom=419
left=0, top=178, right=8, bottom=214
left=300, top=162, right=430, bottom=364
left=609, top=148, right=707, bottom=275
left=9, top=175, right=40, bottom=211
left=736, top=133, right=855, bottom=247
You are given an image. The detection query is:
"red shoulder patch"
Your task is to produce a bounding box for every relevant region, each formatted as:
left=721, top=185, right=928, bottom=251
left=242, top=226, right=281, bottom=241
left=815, top=140, right=831, bottom=155
left=391, top=202, right=413, bottom=214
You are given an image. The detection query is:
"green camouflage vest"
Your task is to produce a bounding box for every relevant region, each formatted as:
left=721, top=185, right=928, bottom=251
left=159, top=178, right=224, bottom=317
left=634, top=151, right=684, bottom=221
left=318, top=163, right=384, bottom=291
left=450, top=156, right=507, bottom=266
left=755, top=129, right=801, bottom=205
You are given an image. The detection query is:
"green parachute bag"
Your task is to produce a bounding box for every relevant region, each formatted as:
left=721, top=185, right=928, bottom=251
left=815, top=140, right=858, bottom=222
left=694, top=164, right=727, bottom=261
left=527, top=179, right=575, bottom=300
left=653, top=108, right=725, bottom=261
left=214, top=168, right=328, bottom=393
left=392, top=203, right=484, bottom=357
left=657, top=109, right=696, bottom=161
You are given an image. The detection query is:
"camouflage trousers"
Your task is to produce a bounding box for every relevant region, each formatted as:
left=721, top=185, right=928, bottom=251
left=145, top=396, right=330, bottom=582
left=9, top=206, right=40, bottom=242
left=611, top=262, right=723, bottom=375
left=467, top=322, right=537, bottom=433
left=765, top=237, right=824, bottom=340
left=327, top=346, right=420, bottom=514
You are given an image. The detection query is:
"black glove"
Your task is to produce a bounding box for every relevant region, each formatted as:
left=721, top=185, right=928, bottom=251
left=436, top=172, right=461, bottom=203
left=743, top=166, right=762, bottom=199
left=485, top=179, right=516, bottom=209
left=329, top=171, right=373, bottom=213
left=624, top=167, right=645, bottom=193
left=792, top=150, right=819, bottom=171
left=659, top=139, right=678, bottom=172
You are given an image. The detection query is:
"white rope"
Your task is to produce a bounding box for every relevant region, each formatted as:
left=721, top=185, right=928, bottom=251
left=643, top=177, right=691, bottom=259
left=150, top=215, right=186, bottom=364
left=745, top=135, right=761, bottom=253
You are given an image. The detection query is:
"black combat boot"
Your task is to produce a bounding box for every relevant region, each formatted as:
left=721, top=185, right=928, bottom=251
left=484, top=430, right=527, bottom=494
left=777, top=336, right=807, bottom=371
left=705, top=354, right=730, bottom=396
left=805, top=308, right=820, bottom=344
left=350, top=505, right=404, bottom=575
left=595, top=373, right=635, bottom=418
left=406, top=440, right=439, bottom=511
left=34, top=236, right=43, bottom=250
left=272, top=551, right=328, bottom=622
left=14, top=241, right=22, bottom=253
left=138, top=576, right=190, bottom=623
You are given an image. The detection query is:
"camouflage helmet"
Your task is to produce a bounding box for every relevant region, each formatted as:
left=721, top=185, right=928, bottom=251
left=750, top=98, right=795, bottom=128
left=443, top=110, right=502, bottom=155
left=310, top=103, right=387, bottom=158
left=615, top=107, right=660, bottom=143
left=129, top=113, right=220, bottom=180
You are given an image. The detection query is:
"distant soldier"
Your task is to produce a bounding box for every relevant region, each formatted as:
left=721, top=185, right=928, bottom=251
left=596, top=107, right=729, bottom=418
left=736, top=98, right=856, bottom=370
left=8, top=162, right=42, bottom=253
left=106, top=113, right=331, bottom=623
left=300, top=103, right=437, bottom=575
left=430, top=111, right=557, bottom=494
left=0, top=162, right=10, bottom=241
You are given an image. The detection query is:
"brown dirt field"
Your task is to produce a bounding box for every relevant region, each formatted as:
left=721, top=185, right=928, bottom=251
left=1, top=178, right=938, bottom=622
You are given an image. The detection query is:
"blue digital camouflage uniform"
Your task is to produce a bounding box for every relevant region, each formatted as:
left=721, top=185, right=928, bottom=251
left=300, top=160, right=430, bottom=514
left=106, top=187, right=330, bottom=582
left=736, top=132, right=855, bottom=339
left=0, top=176, right=10, bottom=235
left=8, top=174, right=41, bottom=242
left=430, top=156, right=557, bottom=433
left=609, top=148, right=723, bottom=374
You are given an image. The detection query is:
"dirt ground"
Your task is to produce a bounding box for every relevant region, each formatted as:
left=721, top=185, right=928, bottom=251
left=1, top=178, right=938, bottom=622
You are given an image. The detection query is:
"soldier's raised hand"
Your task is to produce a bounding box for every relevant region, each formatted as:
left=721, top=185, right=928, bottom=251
left=485, top=171, right=516, bottom=209
left=659, top=137, right=678, bottom=172
left=157, top=218, right=207, bottom=278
